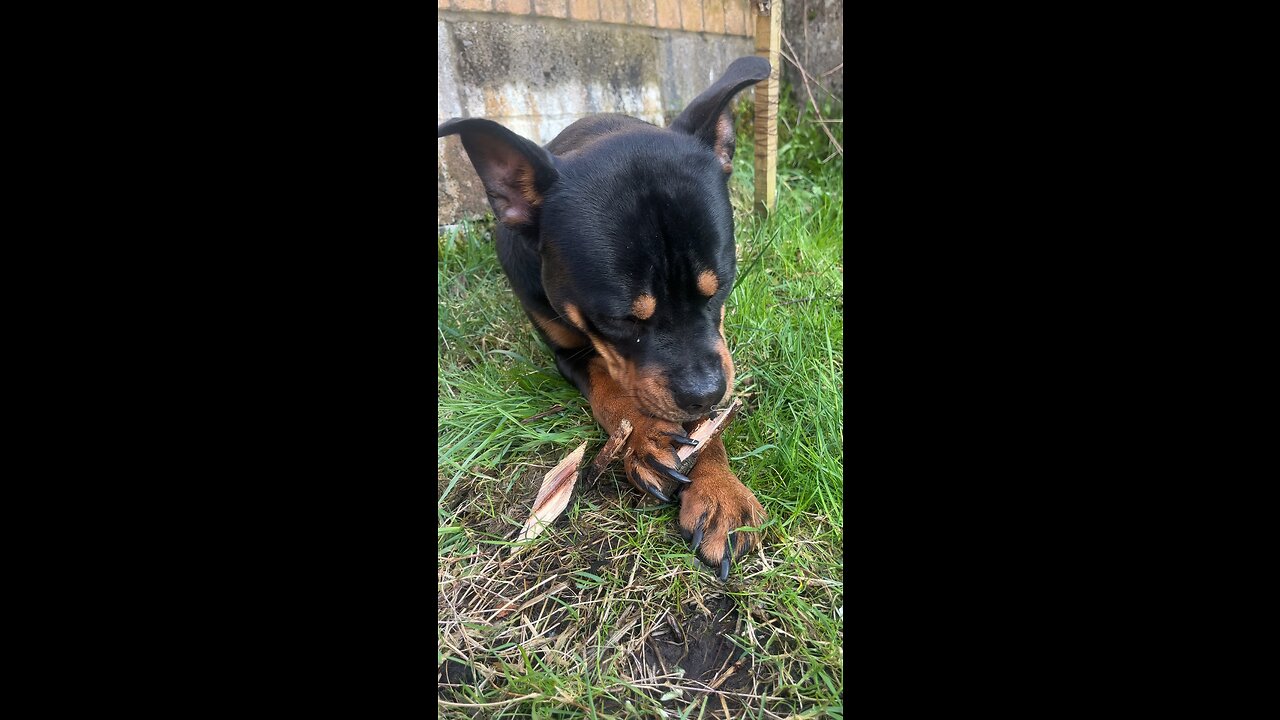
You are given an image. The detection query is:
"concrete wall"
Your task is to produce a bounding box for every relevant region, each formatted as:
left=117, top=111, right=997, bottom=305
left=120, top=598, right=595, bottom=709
left=781, top=0, right=842, bottom=110
left=438, top=1, right=756, bottom=226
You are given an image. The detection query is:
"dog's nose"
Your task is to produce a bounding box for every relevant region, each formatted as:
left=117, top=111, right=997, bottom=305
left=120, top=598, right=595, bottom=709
left=672, top=372, right=726, bottom=416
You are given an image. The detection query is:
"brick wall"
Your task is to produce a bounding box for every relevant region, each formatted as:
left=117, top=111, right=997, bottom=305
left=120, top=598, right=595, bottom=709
left=437, top=0, right=754, bottom=36
left=438, top=1, right=758, bottom=225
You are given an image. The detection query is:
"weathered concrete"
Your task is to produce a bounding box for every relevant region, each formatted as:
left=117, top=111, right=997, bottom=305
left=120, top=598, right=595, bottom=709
left=438, top=11, right=755, bottom=225
left=781, top=0, right=843, bottom=110
left=438, top=21, right=490, bottom=222
left=657, top=31, right=753, bottom=124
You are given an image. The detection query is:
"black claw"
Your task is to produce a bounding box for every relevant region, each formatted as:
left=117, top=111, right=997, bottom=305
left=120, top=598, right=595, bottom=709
left=691, top=513, right=707, bottom=554
left=646, top=483, right=671, bottom=503
left=667, top=433, right=699, bottom=447
left=719, top=535, right=733, bottom=580
left=629, top=468, right=669, bottom=503
left=646, top=456, right=691, bottom=485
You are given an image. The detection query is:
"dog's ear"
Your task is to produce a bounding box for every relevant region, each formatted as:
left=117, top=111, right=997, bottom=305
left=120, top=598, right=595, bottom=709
left=438, top=118, right=559, bottom=227
left=669, top=56, right=772, bottom=175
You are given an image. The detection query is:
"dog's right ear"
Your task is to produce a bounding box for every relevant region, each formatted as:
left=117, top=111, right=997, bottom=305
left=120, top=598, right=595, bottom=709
left=438, top=118, right=559, bottom=227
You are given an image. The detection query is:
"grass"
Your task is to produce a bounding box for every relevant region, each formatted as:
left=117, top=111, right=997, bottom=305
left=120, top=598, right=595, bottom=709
left=438, top=89, right=843, bottom=719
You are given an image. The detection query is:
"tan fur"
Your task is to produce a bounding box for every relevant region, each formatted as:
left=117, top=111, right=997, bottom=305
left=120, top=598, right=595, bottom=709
left=583, top=357, right=687, bottom=499
left=564, top=303, right=585, bottom=331
left=516, top=164, right=542, bottom=207
left=678, top=434, right=767, bottom=563
left=632, top=293, right=656, bottom=320
left=697, top=270, right=719, bottom=297
left=531, top=311, right=585, bottom=348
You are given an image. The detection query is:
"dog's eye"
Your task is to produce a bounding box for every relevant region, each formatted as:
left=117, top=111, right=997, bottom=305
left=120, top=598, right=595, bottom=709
left=598, top=316, right=641, bottom=337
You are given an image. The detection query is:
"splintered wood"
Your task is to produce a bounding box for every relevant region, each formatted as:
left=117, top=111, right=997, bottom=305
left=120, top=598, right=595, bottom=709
left=515, top=400, right=742, bottom=545
left=515, top=420, right=632, bottom=545
left=581, top=419, right=633, bottom=486
left=516, top=441, right=587, bottom=544
left=675, top=398, right=743, bottom=475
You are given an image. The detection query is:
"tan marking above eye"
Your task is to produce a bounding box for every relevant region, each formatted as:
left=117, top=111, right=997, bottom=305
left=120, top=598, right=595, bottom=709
left=697, top=271, right=719, bottom=297
left=532, top=311, right=585, bottom=348
left=564, top=303, right=585, bottom=331
left=632, top=294, right=656, bottom=320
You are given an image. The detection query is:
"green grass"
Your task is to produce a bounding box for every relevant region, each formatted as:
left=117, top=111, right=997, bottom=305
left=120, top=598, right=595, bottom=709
left=439, top=89, right=843, bottom=719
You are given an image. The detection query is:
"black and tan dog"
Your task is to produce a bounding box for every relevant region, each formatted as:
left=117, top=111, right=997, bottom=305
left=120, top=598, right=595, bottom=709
left=439, top=57, right=770, bottom=580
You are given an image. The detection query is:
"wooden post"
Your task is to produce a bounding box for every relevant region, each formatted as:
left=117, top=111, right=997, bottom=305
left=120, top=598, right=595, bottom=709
left=753, top=0, right=782, bottom=216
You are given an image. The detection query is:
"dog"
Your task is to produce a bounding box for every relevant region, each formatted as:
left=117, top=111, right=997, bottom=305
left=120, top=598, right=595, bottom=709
left=439, top=56, right=770, bottom=580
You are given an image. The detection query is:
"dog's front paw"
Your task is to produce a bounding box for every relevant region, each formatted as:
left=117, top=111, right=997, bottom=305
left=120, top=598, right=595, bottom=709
left=677, top=465, right=766, bottom=581
left=621, top=415, right=698, bottom=504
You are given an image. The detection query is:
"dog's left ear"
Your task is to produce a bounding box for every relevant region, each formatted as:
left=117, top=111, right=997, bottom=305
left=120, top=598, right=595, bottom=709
left=438, top=118, right=559, bottom=227
left=670, top=56, right=772, bottom=175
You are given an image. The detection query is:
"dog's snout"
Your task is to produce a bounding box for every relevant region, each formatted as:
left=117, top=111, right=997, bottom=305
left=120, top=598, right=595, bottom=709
left=672, top=367, right=726, bottom=416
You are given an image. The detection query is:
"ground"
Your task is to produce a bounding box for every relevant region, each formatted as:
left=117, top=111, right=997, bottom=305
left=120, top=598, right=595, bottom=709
left=439, top=94, right=843, bottom=719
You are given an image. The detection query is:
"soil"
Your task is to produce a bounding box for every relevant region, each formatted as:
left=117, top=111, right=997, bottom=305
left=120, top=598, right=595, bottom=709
left=644, top=594, right=755, bottom=710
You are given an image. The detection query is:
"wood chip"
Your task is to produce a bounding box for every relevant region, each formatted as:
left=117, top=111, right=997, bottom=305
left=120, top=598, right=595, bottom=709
left=675, top=398, right=744, bottom=475
left=514, top=420, right=633, bottom=545
left=580, top=419, right=633, bottom=486
left=515, top=441, right=586, bottom=544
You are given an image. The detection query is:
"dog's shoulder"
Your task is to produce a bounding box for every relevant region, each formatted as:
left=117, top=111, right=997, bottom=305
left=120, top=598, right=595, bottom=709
left=546, top=113, right=661, bottom=156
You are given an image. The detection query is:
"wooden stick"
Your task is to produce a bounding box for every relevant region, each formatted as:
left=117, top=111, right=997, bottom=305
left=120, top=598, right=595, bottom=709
left=579, top=419, right=633, bottom=485
left=753, top=0, right=783, bottom=216
left=674, top=398, right=744, bottom=475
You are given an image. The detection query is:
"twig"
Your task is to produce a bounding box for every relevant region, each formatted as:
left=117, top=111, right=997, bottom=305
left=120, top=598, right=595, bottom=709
left=675, top=399, right=743, bottom=475
left=777, top=34, right=843, bottom=106
left=520, top=404, right=565, bottom=424
left=580, top=419, right=633, bottom=485
left=820, top=61, right=843, bottom=77
left=779, top=296, right=815, bottom=306
left=779, top=32, right=843, bottom=158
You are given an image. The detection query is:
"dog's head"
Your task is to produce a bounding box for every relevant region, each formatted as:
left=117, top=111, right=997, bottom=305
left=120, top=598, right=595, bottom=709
left=440, top=57, right=771, bottom=423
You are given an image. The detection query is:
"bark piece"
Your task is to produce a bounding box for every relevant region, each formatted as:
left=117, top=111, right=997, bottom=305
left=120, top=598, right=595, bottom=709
left=675, top=398, right=744, bottom=475
left=515, top=420, right=634, bottom=544
left=579, top=419, right=633, bottom=486
left=516, top=441, right=587, bottom=543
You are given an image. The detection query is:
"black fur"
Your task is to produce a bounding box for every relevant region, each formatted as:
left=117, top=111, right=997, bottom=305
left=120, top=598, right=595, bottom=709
left=440, top=56, right=770, bottom=419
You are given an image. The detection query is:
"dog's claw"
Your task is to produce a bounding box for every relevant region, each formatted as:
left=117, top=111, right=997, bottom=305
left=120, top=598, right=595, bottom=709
left=667, top=433, right=699, bottom=448
left=646, top=456, right=691, bottom=485
left=630, top=467, right=672, bottom=504
left=646, top=483, right=671, bottom=503
left=717, top=534, right=734, bottom=580
left=691, top=513, right=706, bottom=554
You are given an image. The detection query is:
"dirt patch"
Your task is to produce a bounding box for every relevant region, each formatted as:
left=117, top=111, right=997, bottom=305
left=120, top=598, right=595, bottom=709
left=437, top=657, right=475, bottom=687
left=645, top=594, right=755, bottom=709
